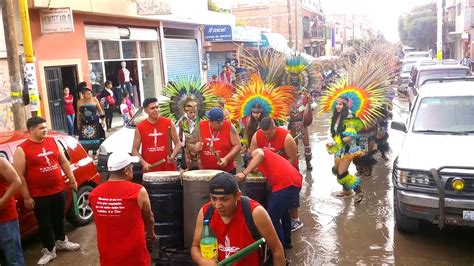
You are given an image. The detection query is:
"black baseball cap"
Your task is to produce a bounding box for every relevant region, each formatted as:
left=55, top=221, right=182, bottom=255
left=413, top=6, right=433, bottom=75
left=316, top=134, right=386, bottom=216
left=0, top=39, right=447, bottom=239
left=209, top=172, right=239, bottom=195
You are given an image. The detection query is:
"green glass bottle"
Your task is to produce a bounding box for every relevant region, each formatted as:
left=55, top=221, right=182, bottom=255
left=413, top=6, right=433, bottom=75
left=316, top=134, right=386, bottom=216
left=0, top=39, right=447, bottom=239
left=200, top=219, right=218, bottom=260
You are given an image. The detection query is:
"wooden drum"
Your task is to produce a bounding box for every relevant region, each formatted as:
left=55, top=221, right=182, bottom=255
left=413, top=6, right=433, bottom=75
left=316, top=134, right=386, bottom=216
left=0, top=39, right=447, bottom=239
left=241, top=173, right=269, bottom=208
left=182, top=169, right=223, bottom=249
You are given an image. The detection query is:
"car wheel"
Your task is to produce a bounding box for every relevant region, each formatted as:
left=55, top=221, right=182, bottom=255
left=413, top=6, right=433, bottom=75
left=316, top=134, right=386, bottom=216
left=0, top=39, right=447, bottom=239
left=66, top=185, right=94, bottom=227
left=393, top=190, right=419, bottom=233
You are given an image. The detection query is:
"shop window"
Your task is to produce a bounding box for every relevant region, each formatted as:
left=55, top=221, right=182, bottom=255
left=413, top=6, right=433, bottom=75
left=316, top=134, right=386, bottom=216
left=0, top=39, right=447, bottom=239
left=86, top=40, right=100, bottom=60
left=102, top=41, right=120, bottom=59
left=122, top=41, right=138, bottom=59
left=89, top=62, right=104, bottom=92
left=140, top=41, right=154, bottom=58
left=141, top=59, right=156, bottom=98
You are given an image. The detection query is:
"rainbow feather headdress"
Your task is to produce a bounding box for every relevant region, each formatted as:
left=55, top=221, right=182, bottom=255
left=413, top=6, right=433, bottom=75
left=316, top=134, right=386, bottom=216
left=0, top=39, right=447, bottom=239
left=285, top=53, right=318, bottom=91
left=159, top=76, right=218, bottom=121
left=319, top=45, right=394, bottom=126
left=227, top=73, right=294, bottom=121
left=208, top=80, right=234, bottom=101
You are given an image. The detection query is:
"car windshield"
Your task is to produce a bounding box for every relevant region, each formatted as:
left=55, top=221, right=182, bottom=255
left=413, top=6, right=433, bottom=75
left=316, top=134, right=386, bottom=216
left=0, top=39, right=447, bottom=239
left=128, top=107, right=148, bottom=127
left=413, top=96, right=474, bottom=133
left=419, top=69, right=469, bottom=85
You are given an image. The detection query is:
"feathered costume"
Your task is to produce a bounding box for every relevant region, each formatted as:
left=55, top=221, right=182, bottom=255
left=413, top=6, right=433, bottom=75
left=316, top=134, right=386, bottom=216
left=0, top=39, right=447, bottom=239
left=285, top=54, right=318, bottom=170
left=319, top=45, right=392, bottom=192
left=160, top=77, right=219, bottom=169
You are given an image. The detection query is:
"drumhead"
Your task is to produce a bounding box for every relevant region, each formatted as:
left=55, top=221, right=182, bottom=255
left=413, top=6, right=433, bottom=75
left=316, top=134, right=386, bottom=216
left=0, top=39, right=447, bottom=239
left=143, top=171, right=181, bottom=182
left=182, top=170, right=223, bottom=181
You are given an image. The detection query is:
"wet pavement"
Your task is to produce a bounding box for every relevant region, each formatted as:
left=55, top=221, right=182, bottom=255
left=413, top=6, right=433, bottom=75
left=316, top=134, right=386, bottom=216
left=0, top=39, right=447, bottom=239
left=19, top=93, right=474, bottom=265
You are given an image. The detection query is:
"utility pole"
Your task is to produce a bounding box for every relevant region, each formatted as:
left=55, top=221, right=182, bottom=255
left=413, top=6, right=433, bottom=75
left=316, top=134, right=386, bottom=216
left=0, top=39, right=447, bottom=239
left=287, top=0, right=293, bottom=48
left=1, top=0, right=26, bottom=130
left=436, top=0, right=443, bottom=61
left=294, top=0, right=298, bottom=51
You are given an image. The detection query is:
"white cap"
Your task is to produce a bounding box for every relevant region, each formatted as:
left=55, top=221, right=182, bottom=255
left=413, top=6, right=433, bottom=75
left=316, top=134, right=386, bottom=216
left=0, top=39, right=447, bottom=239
left=107, top=152, right=139, bottom=171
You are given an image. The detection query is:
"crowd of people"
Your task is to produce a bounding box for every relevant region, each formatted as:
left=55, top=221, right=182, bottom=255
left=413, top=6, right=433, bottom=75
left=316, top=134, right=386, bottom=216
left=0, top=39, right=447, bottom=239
left=0, top=45, right=397, bottom=265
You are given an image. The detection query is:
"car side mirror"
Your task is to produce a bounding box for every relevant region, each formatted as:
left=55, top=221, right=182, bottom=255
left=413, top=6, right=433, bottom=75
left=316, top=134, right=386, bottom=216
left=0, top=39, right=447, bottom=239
left=391, top=121, right=407, bottom=133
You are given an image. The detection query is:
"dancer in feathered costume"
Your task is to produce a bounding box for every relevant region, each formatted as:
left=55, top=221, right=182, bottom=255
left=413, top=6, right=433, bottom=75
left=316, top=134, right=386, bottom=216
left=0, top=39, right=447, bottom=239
left=319, top=48, right=391, bottom=203
left=227, top=73, right=294, bottom=167
left=285, top=54, right=318, bottom=170
left=160, top=77, right=218, bottom=170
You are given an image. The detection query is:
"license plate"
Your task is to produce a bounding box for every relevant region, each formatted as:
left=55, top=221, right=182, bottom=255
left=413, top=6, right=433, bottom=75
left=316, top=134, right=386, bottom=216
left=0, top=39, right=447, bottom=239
left=463, top=211, right=474, bottom=221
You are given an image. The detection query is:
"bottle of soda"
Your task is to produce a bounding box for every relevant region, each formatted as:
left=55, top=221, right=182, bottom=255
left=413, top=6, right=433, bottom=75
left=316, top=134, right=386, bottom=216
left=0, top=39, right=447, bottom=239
left=200, top=219, right=218, bottom=260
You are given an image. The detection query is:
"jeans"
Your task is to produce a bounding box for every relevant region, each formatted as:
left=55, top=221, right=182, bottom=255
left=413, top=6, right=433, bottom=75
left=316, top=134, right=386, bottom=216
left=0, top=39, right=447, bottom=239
left=122, top=82, right=133, bottom=102
left=105, top=108, right=113, bottom=130
left=267, top=186, right=300, bottom=246
left=0, top=219, right=25, bottom=266
left=114, top=86, right=123, bottom=107
left=33, top=192, right=66, bottom=251
left=122, top=114, right=130, bottom=125
left=66, top=114, right=75, bottom=135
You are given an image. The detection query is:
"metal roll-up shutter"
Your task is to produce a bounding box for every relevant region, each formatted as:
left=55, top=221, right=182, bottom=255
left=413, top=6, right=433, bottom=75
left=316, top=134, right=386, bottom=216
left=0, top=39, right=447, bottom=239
left=208, top=52, right=227, bottom=80
left=164, top=38, right=200, bottom=82
left=84, top=25, right=120, bottom=40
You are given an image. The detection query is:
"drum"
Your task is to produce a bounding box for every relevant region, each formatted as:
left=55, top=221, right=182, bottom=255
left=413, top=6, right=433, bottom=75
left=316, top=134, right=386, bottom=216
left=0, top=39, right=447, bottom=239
left=241, top=174, right=269, bottom=208
left=182, top=170, right=223, bottom=249
left=142, top=171, right=183, bottom=248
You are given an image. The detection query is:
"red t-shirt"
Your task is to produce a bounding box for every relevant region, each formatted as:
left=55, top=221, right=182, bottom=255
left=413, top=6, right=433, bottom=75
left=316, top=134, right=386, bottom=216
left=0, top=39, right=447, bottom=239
left=257, top=148, right=302, bottom=192
left=255, top=127, right=298, bottom=168
left=90, top=181, right=150, bottom=266
left=64, top=95, right=75, bottom=115
left=19, top=137, right=65, bottom=197
left=199, top=120, right=236, bottom=172
left=136, top=117, right=176, bottom=172
left=0, top=178, right=18, bottom=224
left=203, top=199, right=260, bottom=266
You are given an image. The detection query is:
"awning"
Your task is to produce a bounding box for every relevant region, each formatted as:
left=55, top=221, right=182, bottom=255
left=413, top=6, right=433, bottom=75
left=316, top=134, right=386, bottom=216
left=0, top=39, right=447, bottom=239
left=261, top=32, right=292, bottom=53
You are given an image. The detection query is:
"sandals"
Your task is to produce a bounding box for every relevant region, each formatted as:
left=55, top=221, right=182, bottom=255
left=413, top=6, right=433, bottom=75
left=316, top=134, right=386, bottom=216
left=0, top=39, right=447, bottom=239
left=354, top=191, right=365, bottom=203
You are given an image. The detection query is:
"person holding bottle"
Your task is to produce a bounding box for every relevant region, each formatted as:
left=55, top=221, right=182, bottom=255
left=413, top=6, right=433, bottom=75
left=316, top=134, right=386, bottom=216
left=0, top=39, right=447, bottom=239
left=191, top=172, right=285, bottom=266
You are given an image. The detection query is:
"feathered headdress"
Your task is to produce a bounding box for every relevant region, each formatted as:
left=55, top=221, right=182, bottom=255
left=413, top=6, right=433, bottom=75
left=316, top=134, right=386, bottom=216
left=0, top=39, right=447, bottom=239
left=319, top=45, right=394, bottom=126
left=284, top=53, right=318, bottom=91
left=238, top=47, right=286, bottom=85
left=208, top=80, right=234, bottom=101
left=227, top=73, right=294, bottom=121
left=160, top=76, right=218, bottom=121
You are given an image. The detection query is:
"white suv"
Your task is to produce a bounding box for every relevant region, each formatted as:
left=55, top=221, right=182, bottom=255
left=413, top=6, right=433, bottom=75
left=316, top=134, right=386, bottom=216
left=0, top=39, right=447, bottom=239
left=391, top=80, right=474, bottom=233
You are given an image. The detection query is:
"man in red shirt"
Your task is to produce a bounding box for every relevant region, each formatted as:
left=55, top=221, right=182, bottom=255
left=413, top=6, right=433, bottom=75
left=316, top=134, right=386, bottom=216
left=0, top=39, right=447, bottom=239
left=13, top=117, right=80, bottom=265
left=189, top=107, right=241, bottom=174
left=191, top=172, right=285, bottom=266
left=236, top=148, right=302, bottom=249
left=0, top=157, right=24, bottom=265
left=249, top=118, right=303, bottom=232
left=90, top=152, right=156, bottom=266
left=132, top=97, right=182, bottom=173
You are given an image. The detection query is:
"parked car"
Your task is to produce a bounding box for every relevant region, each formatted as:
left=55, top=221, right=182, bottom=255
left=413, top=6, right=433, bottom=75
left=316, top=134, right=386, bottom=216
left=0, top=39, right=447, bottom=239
left=391, top=80, right=474, bottom=233
left=398, top=59, right=433, bottom=93
left=407, top=60, right=470, bottom=109
left=403, top=51, right=431, bottom=60
left=0, top=131, right=101, bottom=238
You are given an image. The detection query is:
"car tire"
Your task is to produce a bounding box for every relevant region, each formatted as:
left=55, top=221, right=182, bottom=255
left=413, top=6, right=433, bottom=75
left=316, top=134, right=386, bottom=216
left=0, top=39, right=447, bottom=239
left=393, top=190, right=419, bottom=233
left=66, top=185, right=94, bottom=227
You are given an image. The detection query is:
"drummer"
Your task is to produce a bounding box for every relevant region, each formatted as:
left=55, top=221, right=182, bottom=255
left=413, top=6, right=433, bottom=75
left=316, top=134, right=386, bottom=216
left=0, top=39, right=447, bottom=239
left=249, top=117, right=303, bottom=232
left=132, top=97, right=182, bottom=172
left=191, top=172, right=285, bottom=265
left=235, top=148, right=302, bottom=249
left=188, top=107, right=241, bottom=174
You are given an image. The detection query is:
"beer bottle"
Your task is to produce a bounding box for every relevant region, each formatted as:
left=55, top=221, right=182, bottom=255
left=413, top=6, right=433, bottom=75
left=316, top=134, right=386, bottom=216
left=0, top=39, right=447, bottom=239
left=200, top=219, right=218, bottom=260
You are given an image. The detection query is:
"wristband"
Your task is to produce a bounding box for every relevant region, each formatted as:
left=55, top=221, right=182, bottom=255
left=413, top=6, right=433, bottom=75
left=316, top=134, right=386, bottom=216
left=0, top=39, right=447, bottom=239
left=241, top=171, right=248, bottom=177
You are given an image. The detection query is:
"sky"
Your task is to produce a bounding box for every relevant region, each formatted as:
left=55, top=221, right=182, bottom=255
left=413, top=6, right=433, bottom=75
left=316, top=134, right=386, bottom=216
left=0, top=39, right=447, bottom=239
left=322, top=0, right=433, bottom=43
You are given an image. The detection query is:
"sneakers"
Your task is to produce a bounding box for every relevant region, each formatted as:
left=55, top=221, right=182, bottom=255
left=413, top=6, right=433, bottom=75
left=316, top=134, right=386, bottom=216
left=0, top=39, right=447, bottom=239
left=37, top=247, right=57, bottom=265
left=55, top=236, right=81, bottom=251
left=291, top=219, right=303, bottom=232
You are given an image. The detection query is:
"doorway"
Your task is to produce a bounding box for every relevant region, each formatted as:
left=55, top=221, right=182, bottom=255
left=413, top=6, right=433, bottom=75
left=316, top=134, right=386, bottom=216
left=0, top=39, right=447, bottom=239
left=44, top=65, right=78, bottom=132
left=104, top=60, right=141, bottom=107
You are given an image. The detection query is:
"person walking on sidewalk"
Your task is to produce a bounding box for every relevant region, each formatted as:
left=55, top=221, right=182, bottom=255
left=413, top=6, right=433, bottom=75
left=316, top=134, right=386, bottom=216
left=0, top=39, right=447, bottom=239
left=63, top=87, right=75, bottom=135
left=13, top=117, right=81, bottom=265
left=0, top=157, right=25, bottom=265
left=90, top=152, right=156, bottom=266
left=99, top=81, right=115, bottom=132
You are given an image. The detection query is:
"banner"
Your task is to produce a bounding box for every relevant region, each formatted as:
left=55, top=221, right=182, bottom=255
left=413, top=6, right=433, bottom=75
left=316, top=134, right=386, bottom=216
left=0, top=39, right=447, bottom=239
left=39, top=8, right=74, bottom=34
left=204, top=25, right=232, bottom=42
left=137, top=0, right=171, bottom=15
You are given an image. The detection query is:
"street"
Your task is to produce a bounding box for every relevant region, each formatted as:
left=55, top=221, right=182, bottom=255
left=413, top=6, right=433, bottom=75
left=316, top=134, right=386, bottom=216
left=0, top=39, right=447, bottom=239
left=20, top=94, right=474, bottom=265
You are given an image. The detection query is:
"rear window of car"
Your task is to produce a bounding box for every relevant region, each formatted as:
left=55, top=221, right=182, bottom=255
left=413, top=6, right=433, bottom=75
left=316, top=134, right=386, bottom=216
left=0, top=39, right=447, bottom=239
left=413, top=96, right=474, bottom=133
left=406, top=53, right=430, bottom=58
left=418, top=69, right=470, bottom=85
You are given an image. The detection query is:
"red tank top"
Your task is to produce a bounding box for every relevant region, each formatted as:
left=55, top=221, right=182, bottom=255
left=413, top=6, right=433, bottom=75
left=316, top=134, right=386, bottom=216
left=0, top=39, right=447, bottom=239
left=255, top=127, right=298, bottom=169
left=19, top=137, right=65, bottom=197
left=0, top=177, right=18, bottom=223
left=90, top=181, right=150, bottom=266
left=203, top=199, right=260, bottom=266
left=199, top=120, right=236, bottom=172
left=137, top=117, right=176, bottom=172
left=257, top=148, right=302, bottom=192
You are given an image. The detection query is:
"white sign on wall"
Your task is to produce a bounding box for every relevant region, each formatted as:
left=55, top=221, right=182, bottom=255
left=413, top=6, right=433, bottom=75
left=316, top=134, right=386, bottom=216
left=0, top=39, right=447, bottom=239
left=136, top=0, right=171, bottom=15
left=39, top=8, right=74, bottom=34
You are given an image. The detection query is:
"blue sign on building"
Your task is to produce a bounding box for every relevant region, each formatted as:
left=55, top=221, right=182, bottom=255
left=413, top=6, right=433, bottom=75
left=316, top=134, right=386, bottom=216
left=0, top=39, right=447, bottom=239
left=204, top=25, right=232, bottom=42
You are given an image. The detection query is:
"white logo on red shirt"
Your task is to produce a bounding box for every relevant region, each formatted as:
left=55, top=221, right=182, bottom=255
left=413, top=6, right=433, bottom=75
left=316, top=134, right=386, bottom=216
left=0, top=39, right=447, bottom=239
left=37, top=148, right=54, bottom=166
left=218, top=234, right=240, bottom=259
left=148, top=128, right=163, bottom=147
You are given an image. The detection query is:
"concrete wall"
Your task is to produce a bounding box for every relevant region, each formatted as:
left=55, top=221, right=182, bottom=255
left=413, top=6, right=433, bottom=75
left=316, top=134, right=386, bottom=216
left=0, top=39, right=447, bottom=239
left=0, top=59, right=14, bottom=132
